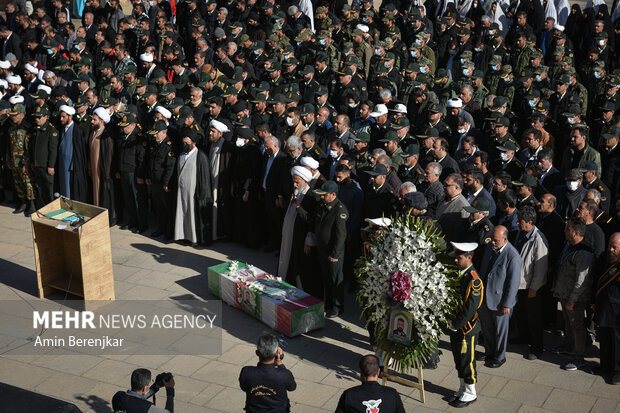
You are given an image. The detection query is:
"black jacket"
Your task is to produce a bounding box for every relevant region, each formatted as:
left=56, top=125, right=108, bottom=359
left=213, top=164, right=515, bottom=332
left=335, top=381, right=405, bottom=413
left=239, top=363, right=296, bottom=413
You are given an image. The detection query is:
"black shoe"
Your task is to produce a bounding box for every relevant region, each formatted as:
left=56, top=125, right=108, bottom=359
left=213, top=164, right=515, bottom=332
left=119, top=224, right=129, bottom=230
left=613, top=373, right=620, bottom=385
left=449, top=398, right=477, bottom=408
left=475, top=353, right=488, bottom=362
left=550, top=346, right=570, bottom=355
left=325, top=309, right=341, bottom=319
left=525, top=353, right=539, bottom=361
left=24, top=201, right=36, bottom=217
left=488, top=358, right=506, bottom=368
left=13, top=203, right=26, bottom=214
left=151, top=230, right=163, bottom=237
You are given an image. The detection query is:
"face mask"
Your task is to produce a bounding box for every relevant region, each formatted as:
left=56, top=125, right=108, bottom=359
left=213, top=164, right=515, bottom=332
left=598, top=40, right=605, bottom=47
left=330, top=149, right=339, bottom=158
left=528, top=100, right=536, bottom=108
left=283, top=54, right=290, bottom=60
left=384, top=61, right=391, bottom=68
left=460, top=58, right=466, bottom=64
left=253, top=49, right=260, bottom=55
left=362, top=17, right=368, bottom=23
left=345, top=51, right=352, bottom=56
left=567, top=181, right=579, bottom=191
left=503, top=77, right=512, bottom=84
left=182, top=143, right=192, bottom=154
left=286, top=117, right=295, bottom=127
left=462, top=69, right=469, bottom=76
left=296, top=41, right=302, bottom=47
left=415, top=39, right=422, bottom=46
left=567, top=117, right=577, bottom=125
left=500, top=152, right=510, bottom=162
left=374, top=49, right=381, bottom=56
left=348, top=102, right=357, bottom=108
left=235, top=138, right=245, bottom=147
left=420, top=66, right=427, bottom=74
left=47, top=48, right=53, bottom=55
left=474, top=47, right=482, bottom=52
left=535, top=75, right=542, bottom=82
left=491, top=65, right=498, bottom=71
left=594, top=71, right=602, bottom=79
left=319, top=39, right=326, bottom=46
left=457, top=128, right=466, bottom=134
left=410, top=51, right=419, bottom=58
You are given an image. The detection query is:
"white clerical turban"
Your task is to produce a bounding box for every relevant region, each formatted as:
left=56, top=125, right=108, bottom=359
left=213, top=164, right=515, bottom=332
left=140, top=53, right=154, bottom=62
left=156, top=106, right=171, bottom=119
left=93, top=107, right=111, bottom=124
left=210, top=119, right=229, bottom=133
left=24, top=64, right=39, bottom=75
left=0, top=60, right=10, bottom=69
left=59, top=105, right=76, bottom=115
left=38, top=84, right=52, bottom=94
left=291, top=165, right=312, bottom=182
left=9, top=95, right=24, bottom=104
left=6, top=74, right=21, bottom=84
left=300, top=156, right=319, bottom=170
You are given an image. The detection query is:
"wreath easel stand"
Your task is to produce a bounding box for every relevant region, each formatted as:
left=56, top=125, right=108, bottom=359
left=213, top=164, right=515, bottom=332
left=381, top=354, right=426, bottom=403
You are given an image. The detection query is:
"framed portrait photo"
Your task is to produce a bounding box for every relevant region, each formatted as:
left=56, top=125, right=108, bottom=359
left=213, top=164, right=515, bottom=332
left=387, top=307, right=413, bottom=346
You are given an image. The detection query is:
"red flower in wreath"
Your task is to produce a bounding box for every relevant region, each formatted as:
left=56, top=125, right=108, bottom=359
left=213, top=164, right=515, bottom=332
left=389, top=270, right=412, bottom=302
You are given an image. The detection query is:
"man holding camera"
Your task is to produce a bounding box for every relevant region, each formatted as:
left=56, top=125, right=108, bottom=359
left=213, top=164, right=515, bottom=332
left=112, top=368, right=175, bottom=413
left=239, top=334, right=297, bottom=413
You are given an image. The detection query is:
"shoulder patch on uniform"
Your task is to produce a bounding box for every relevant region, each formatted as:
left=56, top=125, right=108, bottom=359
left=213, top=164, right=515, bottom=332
left=52, top=132, right=58, bottom=136
left=470, top=270, right=480, bottom=280
left=484, top=237, right=491, bottom=244
left=484, top=225, right=490, bottom=232
left=340, top=213, right=347, bottom=219
left=168, top=151, right=174, bottom=157
left=167, top=141, right=172, bottom=145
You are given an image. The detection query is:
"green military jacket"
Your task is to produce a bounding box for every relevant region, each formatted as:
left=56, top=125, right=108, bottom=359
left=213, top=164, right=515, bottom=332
left=451, top=266, right=484, bottom=336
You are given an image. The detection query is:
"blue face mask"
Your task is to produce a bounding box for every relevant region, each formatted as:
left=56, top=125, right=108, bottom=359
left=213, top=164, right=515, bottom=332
left=528, top=100, right=536, bottom=107
left=297, top=41, right=302, bottom=47
left=362, top=17, right=368, bottom=23
left=594, top=71, right=602, bottom=79
left=491, top=65, right=498, bottom=71
left=375, top=49, right=381, bottom=56
left=535, top=75, right=542, bottom=82
left=319, top=39, right=326, bottom=46
left=410, top=51, right=418, bottom=57
left=420, top=66, right=427, bottom=74
left=462, top=69, right=469, bottom=76
left=460, top=58, right=466, bottom=64
left=415, top=39, right=422, bottom=46
left=47, top=48, right=53, bottom=55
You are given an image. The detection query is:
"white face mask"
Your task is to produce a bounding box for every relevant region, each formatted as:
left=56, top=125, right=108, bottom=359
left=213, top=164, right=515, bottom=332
left=235, top=138, right=245, bottom=147
left=457, top=128, right=466, bottom=134
left=567, top=117, right=576, bottom=125
left=567, top=181, right=579, bottom=191
left=598, top=39, right=605, bottom=47
left=348, top=102, right=357, bottom=108
left=330, top=149, right=339, bottom=158
left=500, top=152, right=510, bottom=162
left=286, top=117, right=295, bottom=127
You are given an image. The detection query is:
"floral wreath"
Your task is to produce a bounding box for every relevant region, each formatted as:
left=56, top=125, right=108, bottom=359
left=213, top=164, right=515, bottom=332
left=356, top=216, right=460, bottom=372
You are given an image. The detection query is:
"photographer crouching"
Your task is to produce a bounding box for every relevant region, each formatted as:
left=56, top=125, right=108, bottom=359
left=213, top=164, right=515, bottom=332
left=239, top=333, right=297, bottom=413
left=112, top=368, right=175, bottom=413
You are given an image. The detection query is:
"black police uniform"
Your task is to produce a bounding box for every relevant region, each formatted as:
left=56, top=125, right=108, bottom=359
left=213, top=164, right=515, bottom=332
left=142, top=136, right=176, bottom=236
left=584, top=178, right=611, bottom=213
left=31, top=120, right=59, bottom=206
left=397, top=163, right=425, bottom=187
left=450, top=266, right=484, bottom=386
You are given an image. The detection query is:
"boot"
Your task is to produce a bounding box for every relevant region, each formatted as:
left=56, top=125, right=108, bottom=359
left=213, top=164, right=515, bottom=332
left=450, top=378, right=465, bottom=402
left=449, top=383, right=477, bottom=408
left=13, top=200, right=26, bottom=214
left=24, top=200, right=36, bottom=217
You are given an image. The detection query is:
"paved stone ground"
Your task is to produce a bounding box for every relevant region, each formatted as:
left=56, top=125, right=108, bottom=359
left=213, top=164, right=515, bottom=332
left=0, top=202, right=618, bottom=413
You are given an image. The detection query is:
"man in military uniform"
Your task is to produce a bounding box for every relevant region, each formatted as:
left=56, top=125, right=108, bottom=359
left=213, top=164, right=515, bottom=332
left=447, top=241, right=484, bottom=408
left=581, top=160, right=611, bottom=214
left=314, top=53, right=338, bottom=96
left=141, top=121, right=176, bottom=239
left=316, top=31, right=340, bottom=72
left=397, top=144, right=424, bottom=187
left=297, top=181, right=348, bottom=319
left=513, top=174, right=539, bottom=210
left=461, top=198, right=495, bottom=269
left=31, top=105, right=59, bottom=208
left=511, top=33, right=534, bottom=77
left=7, top=104, right=36, bottom=216
left=352, top=29, right=373, bottom=79
left=471, top=71, right=490, bottom=110
left=379, top=130, right=404, bottom=172
left=352, top=132, right=371, bottom=171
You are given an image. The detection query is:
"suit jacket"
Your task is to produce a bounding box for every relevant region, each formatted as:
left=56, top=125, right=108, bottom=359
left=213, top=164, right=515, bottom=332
left=262, top=150, right=287, bottom=202
left=479, top=242, right=522, bottom=311
left=1, top=32, right=22, bottom=61
left=540, top=165, right=564, bottom=193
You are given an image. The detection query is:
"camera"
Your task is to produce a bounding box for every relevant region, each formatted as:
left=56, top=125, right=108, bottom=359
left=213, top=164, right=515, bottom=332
left=155, top=372, right=173, bottom=387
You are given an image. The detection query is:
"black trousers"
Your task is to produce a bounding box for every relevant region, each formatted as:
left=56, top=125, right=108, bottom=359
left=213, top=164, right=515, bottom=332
left=119, top=171, right=138, bottom=227
left=151, top=181, right=170, bottom=235
left=598, top=327, right=620, bottom=375
left=450, top=331, right=478, bottom=384
left=34, top=166, right=54, bottom=207
left=318, top=249, right=344, bottom=313
left=514, top=289, right=544, bottom=354
left=136, top=182, right=149, bottom=231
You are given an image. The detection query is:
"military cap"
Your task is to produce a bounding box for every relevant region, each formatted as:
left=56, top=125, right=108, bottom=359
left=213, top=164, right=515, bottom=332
left=267, top=33, right=280, bottom=42
left=401, top=144, right=420, bottom=157
left=33, top=105, right=49, bottom=117
left=517, top=68, right=533, bottom=82
left=392, top=117, right=410, bottom=130
left=148, top=121, right=167, bottom=135
left=555, top=74, right=571, bottom=85
left=201, top=73, right=212, bottom=83
left=151, top=68, right=166, bottom=80
left=490, top=96, right=507, bottom=110
left=239, top=33, right=250, bottom=43
left=564, top=66, right=577, bottom=76
left=0, top=100, right=10, bottom=110
left=177, top=105, right=192, bottom=122
left=283, top=57, right=299, bottom=66
left=497, top=141, right=518, bottom=152
left=490, top=55, right=502, bottom=65
left=494, top=115, right=510, bottom=127
left=9, top=104, right=26, bottom=115
left=342, top=3, right=351, bottom=11
left=444, top=10, right=455, bottom=19
left=600, top=100, right=615, bottom=111
left=250, top=40, right=265, bottom=50
left=124, top=64, right=137, bottom=74
left=578, top=160, right=599, bottom=173
left=461, top=50, right=473, bottom=59
left=135, top=77, right=147, bottom=87
left=437, top=16, right=448, bottom=25
left=404, top=192, right=428, bottom=210
left=530, top=48, right=544, bottom=59
left=266, top=61, right=282, bottom=72
left=74, top=95, right=88, bottom=107
left=31, top=89, right=49, bottom=99
left=337, top=67, right=354, bottom=77
left=410, top=8, right=422, bottom=20
left=222, top=86, right=239, bottom=97
left=253, top=81, right=270, bottom=92
left=462, top=61, right=475, bottom=69
left=97, top=60, right=112, bottom=70
left=252, top=94, right=268, bottom=102
left=353, top=131, right=371, bottom=143
left=168, top=97, right=184, bottom=109
left=499, top=64, right=513, bottom=78
left=602, top=125, right=620, bottom=140
left=606, top=76, right=620, bottom=86
left=75, top=56, right=91, bottom=67
left=449, top=241, right=478, bottom=257
left=428, top=103, right=444, bottom=113
left=160, top=83, right=176, bottom=96
left=352, top=28, right=365, bottom=37
left=464, top=197, right=491, bottom=214
left=118, top=113, right=137, bottom=127
left=144, top=85, right=158, bottom=96
left=595, top=31, right=609, bottom=39
left=533, top=99, right=550, bottom=112
left=54, top=56, right=70, bottom=68
left=562, top=104, right=581, bottom=117
left=314, top=85, right=329, bottom=95
left=192, top=18, right=206, bottom=27
left=457, top=27, right=471, bottom=37
left=378, top=130, right=399, bottom=142
left=524, top=89, right=541, bottom=99
left=566, top=169, right=582, bottom=180
left=99, top=96, right=117, bottom=108
left=416, top=127, right=440, bottom=138
left=300, top=103, right=315, bottom=116
left=512, top=174, right=537, bottom=187
left=270, top=93, right=290, bottom=104
left=314, top=180, right=339, bottom=195
left=593, top=61, right=606, bottom=70
left=299, top=65, right=315, bottom=76
left=435, top=68, right=448, bottom=82
left=295, top=31, right=312, bottom=42
left=472, top=69, right=484, bottom=79
left=405, top=62, right=420, bottom=73
left=366, top=164, right=389, bottom=176
left=315, top=6, right=326, bottom=14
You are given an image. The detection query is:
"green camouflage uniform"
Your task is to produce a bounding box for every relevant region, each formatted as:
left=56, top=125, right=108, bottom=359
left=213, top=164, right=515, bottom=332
left=8, top=121, right=35, bottom=201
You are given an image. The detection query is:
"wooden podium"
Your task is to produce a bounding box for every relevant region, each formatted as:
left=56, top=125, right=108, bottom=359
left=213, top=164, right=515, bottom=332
left=30, top=198, right=115, bottom=300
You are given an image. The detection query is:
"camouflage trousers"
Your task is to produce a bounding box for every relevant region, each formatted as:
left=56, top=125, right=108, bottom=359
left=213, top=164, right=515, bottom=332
left=11, top=165, right=35, bottom=201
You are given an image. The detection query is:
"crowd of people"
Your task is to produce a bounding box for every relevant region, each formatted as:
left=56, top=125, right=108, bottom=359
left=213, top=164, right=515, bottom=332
left=1, top=0, right=619, bottom=406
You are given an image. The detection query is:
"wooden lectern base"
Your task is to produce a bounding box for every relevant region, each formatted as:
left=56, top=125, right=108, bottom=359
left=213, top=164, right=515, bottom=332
left=381, top=355, right=426, bottom=403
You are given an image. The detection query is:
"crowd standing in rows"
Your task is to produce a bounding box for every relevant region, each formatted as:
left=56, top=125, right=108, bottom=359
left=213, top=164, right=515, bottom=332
left=0, top=0, right=619, bottom=409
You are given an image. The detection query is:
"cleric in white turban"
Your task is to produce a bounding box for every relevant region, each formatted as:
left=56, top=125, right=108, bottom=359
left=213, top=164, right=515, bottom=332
left=88, top=105, right=114, bottom=221
left=300, top=156, right=323, bottom=189
left=277, top=162, right=319, bottom=295
left=210, top=119, right=229, bottom=133
left=93, top=107, right=110, bottom=124
left=57, top=104, right=89, bottom=203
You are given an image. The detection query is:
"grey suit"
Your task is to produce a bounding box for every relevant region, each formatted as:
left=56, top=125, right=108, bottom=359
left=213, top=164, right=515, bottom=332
left=479, top=241, right=522, bottom=362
